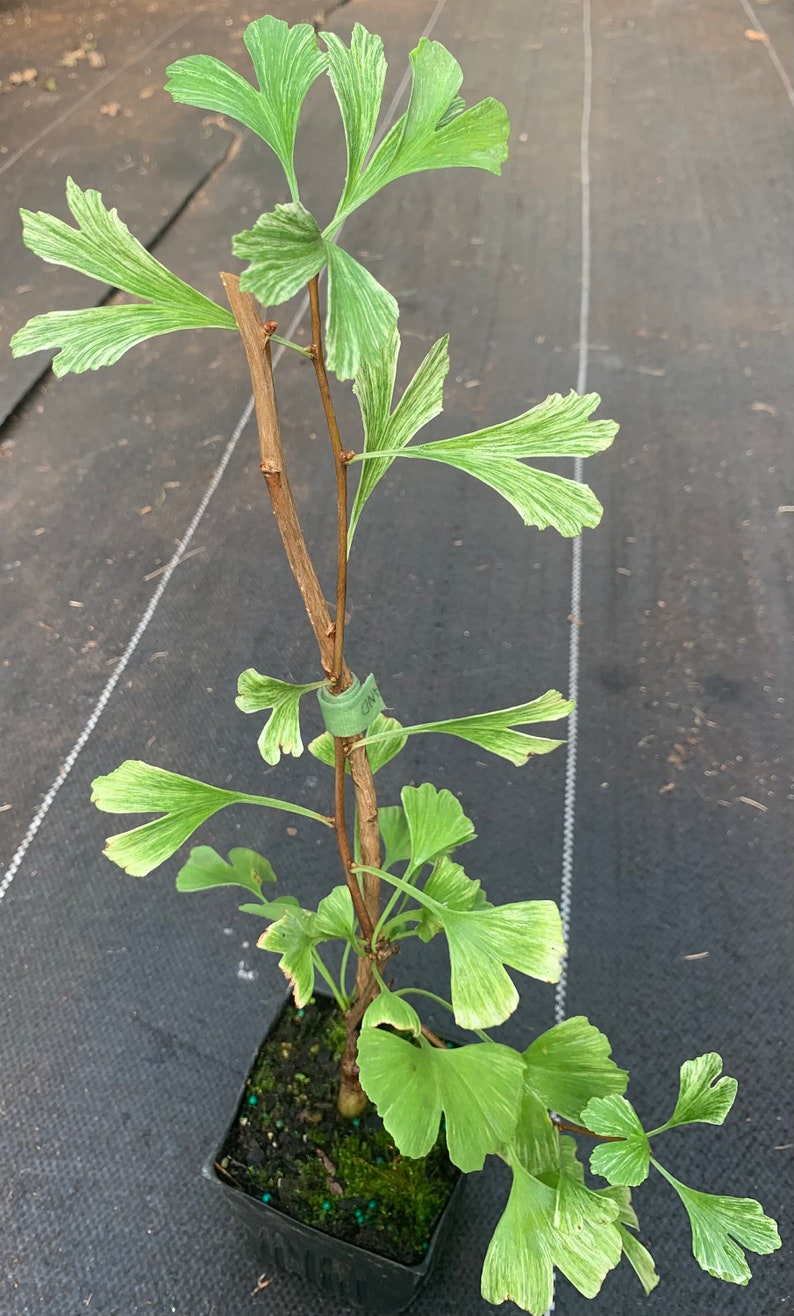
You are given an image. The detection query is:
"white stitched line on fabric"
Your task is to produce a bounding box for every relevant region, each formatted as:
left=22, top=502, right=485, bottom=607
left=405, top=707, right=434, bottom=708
left=737, top=0, right=794, bottom=111
left=0, top=11, right=204, bottom=179
left=555, top=0, right=593, bottom=1030
left=1, top=0, right=450, bottom=902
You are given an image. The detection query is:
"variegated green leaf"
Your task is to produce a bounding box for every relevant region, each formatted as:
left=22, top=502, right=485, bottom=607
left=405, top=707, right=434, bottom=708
left=524, top=1016, right=628, bottom=1122
left=582, top=1095, right=650, bottom=1187
left=323, top=24, right=387, bottom=216
left=90, top=760, right=330, bottom=877
left=357, top=1027, right=524, bottom=1171
left=166, top=16, right=327, bottom=199
left=233, top=203, right=326, bottom=304
left=11, top=179, right=234, bottom=375
left=653, top=1161, right=781, bottom=1286
left=650, top=1053, right=738, bottom=1135
left=235, top=669, right=325, bottom=765
left=324, top=240, right=398, bottom=380
left=349, top=329, right=449, bottom=545
left=361, top=690, right=573, bottom=767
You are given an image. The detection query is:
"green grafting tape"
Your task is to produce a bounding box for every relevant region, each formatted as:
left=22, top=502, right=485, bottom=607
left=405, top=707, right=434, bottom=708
left=317, top=673, right=385, bottom=738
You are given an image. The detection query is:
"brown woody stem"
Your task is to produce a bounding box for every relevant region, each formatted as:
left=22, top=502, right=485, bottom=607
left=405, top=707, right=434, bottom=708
left=220, top=273, right=338, bottom=678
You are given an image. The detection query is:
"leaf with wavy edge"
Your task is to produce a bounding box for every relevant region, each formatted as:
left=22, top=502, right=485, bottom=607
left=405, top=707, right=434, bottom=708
left=524, top=1016, right=628, bottom=1122
left=581, top=1095, right=650, bottom=1187
left=361, top=690, right=573, bottom=767
left=258, top=885, right=356, bottom=1007
left=166, top=16, right=327, bottom=199
left=90, top=760, right=330, bottom=877
left=350, top=329, right=449, bottom=545
left=11, top=179, right=234, bottom=374
left=653, top=1160, right=780, bottom=1286
left=351, top=390, right=618, bottom=537
left=400, top=783, right=476, bottom=874
left=333, top=37, right=509, bottom=222
left=649, top=1053, right=738, bottom=1134
left=357, top=1027, right=524, bottom=1171
left=236, top=669, right=325, bottom=765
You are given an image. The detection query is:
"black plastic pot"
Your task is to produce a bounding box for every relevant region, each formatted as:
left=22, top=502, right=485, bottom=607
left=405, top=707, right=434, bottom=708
left=203, top=999, right=464, bottom=1314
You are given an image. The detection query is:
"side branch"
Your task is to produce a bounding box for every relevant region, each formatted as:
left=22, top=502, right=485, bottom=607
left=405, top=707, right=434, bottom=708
left=220, top=272, right=338, bottom=678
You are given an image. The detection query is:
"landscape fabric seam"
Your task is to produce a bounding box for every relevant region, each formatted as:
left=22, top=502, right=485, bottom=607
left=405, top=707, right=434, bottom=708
left=0, top=0, right=449, bottom=901
left=738, top=0, right=794, bottom=111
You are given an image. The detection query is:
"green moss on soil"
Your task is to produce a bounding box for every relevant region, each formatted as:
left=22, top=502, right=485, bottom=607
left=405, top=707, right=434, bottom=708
left=217, top=996, right=459, bottom=1265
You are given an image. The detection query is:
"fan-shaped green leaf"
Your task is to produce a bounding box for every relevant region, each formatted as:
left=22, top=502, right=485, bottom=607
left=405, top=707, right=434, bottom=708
left=582, top=1095, right=650, bottom=1186
left=481, top=1156, right=622, bottom=1314
left=362, top=986, right=421, bottom=1038
left=323, top=25, right=387, bottom=216
left=524, top=1016, right=628, bottom=1122
left=90, top=760, right=330, bottom=877
left=441, top=900, right=564, bottom=1030
left=17, top=178, right=230, bottom=307
left=166, top=17, right=327, bottom=199
left=233, top=203, right=326, bottom=304
left=176, top=845, right=276, bottom=896
left=12, top=303, right=231, bottom=376
left=349, top=329, right=449, bottom=545
left=308, top=713, right=407, bottom=776
left=324, top=241, right=399, bottom=380
left=12, top=180, right=234, bottom=375
left=650, top=1053, right=738, bottom=1134
left=351, top=390, right=617, bottom=537
left=176, top=845, right=299, bottom=920
left=258, top=885, right=356, bottom=1007
left=416, top=856, right=489, bottom=942
left=336, top=37, right=509, bottom=220
left=378, top=806, right=411, bottom=872
left=653, top=1161, right=781, bottom=1285
left=362, top=689, right=573, bottom=766
left=236, top=669, right=325, bottom=765
left=357, top=1027, right=524, bottom=1171
left=400, top=783, right=476, bottom=873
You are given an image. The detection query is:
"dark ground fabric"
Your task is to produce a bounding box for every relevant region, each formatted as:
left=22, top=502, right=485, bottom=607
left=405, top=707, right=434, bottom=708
left=1, top=0, right=791, bottom=1312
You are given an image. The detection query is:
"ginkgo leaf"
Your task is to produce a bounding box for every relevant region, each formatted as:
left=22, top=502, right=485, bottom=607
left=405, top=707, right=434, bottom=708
left=555, top=1137, right=621, bottom=1234
left=324, top=240, right=399, bottom=380
left=349, top=329, right=450, bottom=545
left=166, top=16, right=327, bottom=199
left=506, top=1086, right=561, bottom=1179
left=90, top=760, right=330, bottom=877
left=12, top=304, right=233, bottom=376
left=323, top=24, right=387, bottom=217
left=233, top=203, right=326, bottom=304
left=481, top=1156, right=622, bottom=1314
left=308, top=712, right=407, bottom=776
left=235, top=669, right=325, bottom=765
left=400, top=783, right=476, bottom=873
left=361, top=690, right=573, bottom=766
left=653, top=1160, right=781, bottom=1285
left=175, top=845, right=299, bottom=920
left=370, top=862, right=564, bottom=1030
left=378, top=806, right=411, bottom=871
left=619, top=1226, right=660, bottom=1296
left=524, top=1016, right=628, bottom=1122
left=356, top=1027, right=524, bottom=1171
left=350, top=390, right=617, bottom=537
left=362, top=985, right=421, bottom=1037
left=332, top=37, right=509, bottom=222
left=11, top=179, right=234, bottom=375
left=581, top=1095, right=650, bottom=1187
left=176, top=845, right=277, bottom=896
left=258, top=885, right=356, bottom=1007
left=650, top=1053, right=738, bottom=1134
left=441, top=900, right=564, bottom=1030
left=415, top=856, right=489, bottom=942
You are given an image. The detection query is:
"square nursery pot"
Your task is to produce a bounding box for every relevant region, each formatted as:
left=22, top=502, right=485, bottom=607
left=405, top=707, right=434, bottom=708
left=203, top=994, right=464, bottom=1314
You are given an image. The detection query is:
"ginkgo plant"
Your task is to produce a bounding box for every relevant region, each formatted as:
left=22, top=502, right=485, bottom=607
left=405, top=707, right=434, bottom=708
left=11, top=15, right=780, bottom=1314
